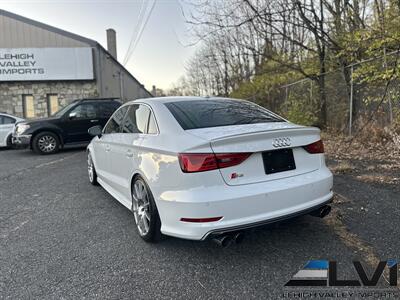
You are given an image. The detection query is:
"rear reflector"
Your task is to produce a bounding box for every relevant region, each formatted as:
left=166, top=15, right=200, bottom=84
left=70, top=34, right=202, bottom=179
left=180, top=217, right=223, bottom=223
left=303, top=140, right=324, bottom=154
left=178, top=153, right=251, bottom=173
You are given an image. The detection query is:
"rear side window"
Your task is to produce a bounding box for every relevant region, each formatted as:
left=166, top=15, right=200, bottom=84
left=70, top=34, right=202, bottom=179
left=122, top=104, right=153, bottom=134
left=98, top=102, right=120, bottom=118
left=103, top=106, right=128, bottom=134
left=147, top=113, right=157, bottom=134
left=69, top=103, right=97, bottom=120
left=165, top=100, right=283, bottom=130
left=0, top=116, right=16, bottom=124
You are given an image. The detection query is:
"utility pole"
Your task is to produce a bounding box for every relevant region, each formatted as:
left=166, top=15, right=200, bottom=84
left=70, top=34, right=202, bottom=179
left=119, top=71, right=124, bottom=100
left=113, top=71, right=124, bottom=100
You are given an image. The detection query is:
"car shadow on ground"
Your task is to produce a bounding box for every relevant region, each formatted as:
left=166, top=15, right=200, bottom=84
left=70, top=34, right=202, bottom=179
left=0, top=145, right=87, bottom=156
left=93, top=177, right=341, bottom=257
left=108, top=191, right=338, bottom=254
left=157, top=215, right=323, bottom=250
left=0, top=147, right=16, bottom=151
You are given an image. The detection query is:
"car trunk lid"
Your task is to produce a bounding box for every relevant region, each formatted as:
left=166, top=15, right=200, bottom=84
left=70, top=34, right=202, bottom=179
left=186, top=123, right=322, bottom=186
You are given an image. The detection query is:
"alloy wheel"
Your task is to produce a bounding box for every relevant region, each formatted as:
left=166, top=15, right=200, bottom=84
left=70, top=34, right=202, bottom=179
left=87, top=154, right=94, bottom=182
left=38, top=135, right=57, bottom=153
left=132, top=180, right=151, bottom=236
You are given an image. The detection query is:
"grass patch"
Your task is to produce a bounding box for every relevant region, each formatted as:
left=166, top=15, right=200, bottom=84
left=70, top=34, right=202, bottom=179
left=330, top=161, right=356, bottom=174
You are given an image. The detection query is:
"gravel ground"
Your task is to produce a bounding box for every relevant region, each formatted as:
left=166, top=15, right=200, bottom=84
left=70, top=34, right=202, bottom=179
left=326, top=154, right=400, bottom=261
left=0, top=148, right=398, bottom=299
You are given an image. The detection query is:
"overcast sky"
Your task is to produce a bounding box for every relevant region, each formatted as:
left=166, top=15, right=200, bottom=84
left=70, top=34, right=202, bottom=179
left=0, top=0, right=197, bottom=91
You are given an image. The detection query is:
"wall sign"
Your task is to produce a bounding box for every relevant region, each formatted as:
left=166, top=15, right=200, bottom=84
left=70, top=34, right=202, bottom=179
left=0, top=47, right=94, bottom=81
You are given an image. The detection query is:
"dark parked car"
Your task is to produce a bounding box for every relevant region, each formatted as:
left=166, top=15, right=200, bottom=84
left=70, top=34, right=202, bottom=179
left=13, top=98, right=121, bottom=154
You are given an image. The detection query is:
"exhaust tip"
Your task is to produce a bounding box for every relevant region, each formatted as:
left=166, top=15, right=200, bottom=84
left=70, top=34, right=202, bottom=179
left=212, top=235, right=233, bottom=247
left=233, top=232, right=245, bottom=244
left=320, top=205, right=331, bottom=218
left=310, top=205, right=331, bottom=218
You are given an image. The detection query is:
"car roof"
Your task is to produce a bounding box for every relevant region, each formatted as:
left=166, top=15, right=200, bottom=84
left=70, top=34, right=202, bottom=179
left=0, top=112, right=19, bottom=118
left=124, top=96, right=248, bottom=106
left=74, top=98, right=121, bottom=103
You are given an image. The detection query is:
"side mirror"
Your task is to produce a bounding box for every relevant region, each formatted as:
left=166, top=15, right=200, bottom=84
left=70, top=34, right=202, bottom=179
left=88, top=125, right=103, bottom=138
left=69, top=111, right=77, bottom=120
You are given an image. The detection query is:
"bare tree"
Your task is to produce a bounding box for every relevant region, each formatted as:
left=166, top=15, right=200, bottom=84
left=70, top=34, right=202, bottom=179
left=178, top=0, right=396, bottom=126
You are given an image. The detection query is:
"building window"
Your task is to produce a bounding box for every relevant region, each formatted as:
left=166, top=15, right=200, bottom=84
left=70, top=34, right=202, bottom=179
left=23, top=95, right=35, bottom=118
left=47, top=94, right=59, bottom=116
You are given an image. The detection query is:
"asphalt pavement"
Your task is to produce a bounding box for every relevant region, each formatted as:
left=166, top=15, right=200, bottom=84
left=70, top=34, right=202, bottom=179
left=0, top=148, right=398, bottom=299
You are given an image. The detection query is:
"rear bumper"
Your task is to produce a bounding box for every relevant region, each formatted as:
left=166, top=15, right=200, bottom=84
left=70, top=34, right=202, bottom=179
left=12, top=134, right=31, bottom=147
left=156, top=167, right=333, bottom=240
left=204, top=198, right=332, bottom=239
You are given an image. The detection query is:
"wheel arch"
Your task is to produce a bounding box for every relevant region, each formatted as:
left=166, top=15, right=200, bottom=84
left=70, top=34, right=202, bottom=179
left=6, top=133, right=13, bottom=145
left=129, top=171, right=156, bottom=203
left=130, top=172, right=144, bottom=195
left=86, top=144, right=96, bottom=164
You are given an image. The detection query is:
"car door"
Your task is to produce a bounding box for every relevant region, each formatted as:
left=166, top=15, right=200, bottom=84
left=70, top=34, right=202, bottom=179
left=107, top=104, right=152, bottom=201
left=92, top=105, right=128, bottom=185
left=62, top=102, right=100, bottom=143
left=0, top=116, right=16, bottom=146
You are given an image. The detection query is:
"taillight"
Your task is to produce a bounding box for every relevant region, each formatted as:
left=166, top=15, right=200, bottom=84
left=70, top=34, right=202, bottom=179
left=178, top=153, right=251, bottom=173
left=303, top=140, right=324, bottom=154
left=178, top=153, right=218, bottom=173
left=215, top=153, right=251, bottom=168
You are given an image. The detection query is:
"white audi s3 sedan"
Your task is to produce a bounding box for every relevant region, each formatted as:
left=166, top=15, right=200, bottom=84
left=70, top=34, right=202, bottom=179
left=0, top=113, right=24, bottom=148
left=86, top=97, right=333, bottom=244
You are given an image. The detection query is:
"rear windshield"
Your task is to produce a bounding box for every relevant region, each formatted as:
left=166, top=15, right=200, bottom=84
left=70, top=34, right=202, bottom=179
left=165, top=100, right=283, bottom=130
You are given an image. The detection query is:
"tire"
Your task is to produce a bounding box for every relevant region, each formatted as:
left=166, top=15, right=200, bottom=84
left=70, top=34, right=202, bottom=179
left=87, top=152, right=99, bottom=186
left=131, top=176, right=162, bottom=242
left=6, top=135, right=13, bottom=149
left=32, top=131, right=60, bottom=155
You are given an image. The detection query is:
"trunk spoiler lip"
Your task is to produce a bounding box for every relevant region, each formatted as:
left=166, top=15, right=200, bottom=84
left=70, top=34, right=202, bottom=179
left=202, top=126, right=320, bottom=142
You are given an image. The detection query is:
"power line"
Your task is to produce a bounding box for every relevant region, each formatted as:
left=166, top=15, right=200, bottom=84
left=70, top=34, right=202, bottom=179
left=124, top=0, right=157, bottom=66
left=125, top=0, right=156, bottom=65
left=123, top=0, right=147, bottom=65
left=123, top=0, right=148, bottom=65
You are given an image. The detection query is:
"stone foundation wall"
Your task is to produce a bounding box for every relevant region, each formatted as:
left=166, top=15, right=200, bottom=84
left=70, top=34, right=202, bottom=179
left=0, top=81, right=98, bottom=118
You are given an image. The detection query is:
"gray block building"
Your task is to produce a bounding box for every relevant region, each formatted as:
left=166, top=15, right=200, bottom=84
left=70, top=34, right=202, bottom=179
left=0, top=9, right=152, bottom=119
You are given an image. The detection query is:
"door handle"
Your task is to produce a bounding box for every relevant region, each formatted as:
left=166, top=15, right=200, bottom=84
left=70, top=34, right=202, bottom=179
left=126, top=150, right=133, bottom=158
left=90, top=119, right=99, bottom=123
left=105, top=145, right=111, bottom=152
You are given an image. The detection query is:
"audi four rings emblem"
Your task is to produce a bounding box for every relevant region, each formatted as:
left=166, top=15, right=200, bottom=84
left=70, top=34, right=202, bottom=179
left=272, top=137, right=291, bottom=148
